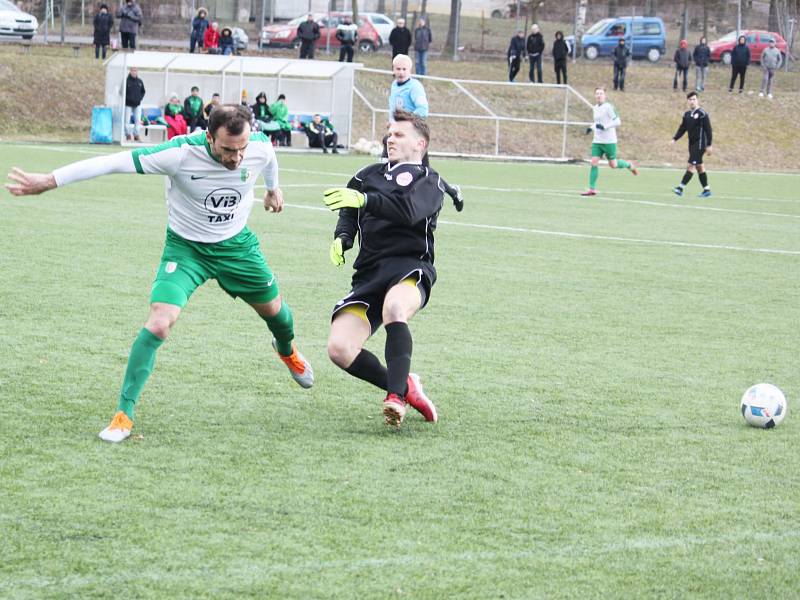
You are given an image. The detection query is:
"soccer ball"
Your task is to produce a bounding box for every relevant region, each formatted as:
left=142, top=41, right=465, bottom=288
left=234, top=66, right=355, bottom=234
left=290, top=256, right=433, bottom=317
left=740, top=383, right=787, bottom=429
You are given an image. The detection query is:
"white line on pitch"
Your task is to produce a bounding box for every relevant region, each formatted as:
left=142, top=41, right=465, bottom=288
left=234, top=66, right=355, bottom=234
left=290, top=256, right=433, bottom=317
left=278, top=202, right=800, bottom=257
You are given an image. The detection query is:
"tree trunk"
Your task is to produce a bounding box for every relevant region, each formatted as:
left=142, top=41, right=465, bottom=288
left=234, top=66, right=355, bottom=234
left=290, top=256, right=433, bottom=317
left=528, top=0, right=540, bottom=24
left=643, top=0, right=657, bottom=17
left=768, top=0, right=780, bottom=31
left=444, top=0, right=459, bottom=55
left=607, top=0, right=617, bottom=18
left=420, top=0, right=427, bottom=19
left=352, top=0, right=359, bottom=24
left=400, top=0, right=408, bottom=21
left=680, top=0, right=689, bottom=40
left=377, top=0, right=386, bottom=13
left=702, top=0, right=709, bottom=37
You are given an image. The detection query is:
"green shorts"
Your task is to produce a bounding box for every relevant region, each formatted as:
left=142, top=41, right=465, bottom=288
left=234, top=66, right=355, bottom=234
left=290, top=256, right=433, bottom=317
left=591, top=142, right=618, bottom=160
left=150, top=227, right=279, bottom=307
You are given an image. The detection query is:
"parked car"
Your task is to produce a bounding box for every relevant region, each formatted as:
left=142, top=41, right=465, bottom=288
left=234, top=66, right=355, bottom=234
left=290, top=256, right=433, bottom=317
left=0, top=0, right=38, bottom=40
left=567, top=16, right=666, bottom=62
left=260, top=12, right=382, bottom=53
left=361, top=12, right=394, bottom=46
left=708, top=30, right=788, bottom=64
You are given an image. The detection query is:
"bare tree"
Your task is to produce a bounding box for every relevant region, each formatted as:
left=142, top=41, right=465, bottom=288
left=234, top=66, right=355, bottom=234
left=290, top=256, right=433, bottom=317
left=444, top=0, right=459, bottom=54
left=702, top=0, right=710, bottom=37
left=352, top=0, right=359, bottom=23
left=377, top=0, right=386, bottom=13
left=769, top=0, right=780, bottom=31
left=644, top=0, right=658, bottom=17
left=528, top=0, right=542, bottom=24
left=401, top=0, right=408, bottom=21
left=607, top=0, right=617, bottom=18
left=680, top=0, right=689, bottom=40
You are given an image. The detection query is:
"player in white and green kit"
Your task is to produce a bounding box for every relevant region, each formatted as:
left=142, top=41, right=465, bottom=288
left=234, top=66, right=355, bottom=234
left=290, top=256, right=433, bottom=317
left=5, top=105, right=313, bottom=443
left=581, top=87, right=637, bottom=197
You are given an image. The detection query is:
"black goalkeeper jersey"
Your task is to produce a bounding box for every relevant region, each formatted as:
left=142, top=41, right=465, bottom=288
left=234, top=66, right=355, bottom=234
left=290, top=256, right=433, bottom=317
left=673, top=107, right=713, bottom=149
left=334, top=161, right=445, bottom=272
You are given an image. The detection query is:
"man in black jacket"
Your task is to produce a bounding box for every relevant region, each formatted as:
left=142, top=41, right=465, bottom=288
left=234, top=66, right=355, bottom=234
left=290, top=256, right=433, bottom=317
left=297, top=14, right=320, bottom=59
left=729, top=35, right=750, bottom=93
left=336, top=15, right=358, bottom=62
left=693, top=36, right=710, bottom=91
left=124, top=67, right=145, bottom=141
left=552, top=30, right=569, bottom=84
left=670, top=91, right=713, bottom=198
left=507, top=30, right=526, bottom=82
left=526, top=23, right=545, bottom=83
left=93, top=4, right=113, bottom=60
left=323, top=110, right=443, bottom=428
left=389, top=18, right=411, bottom=58
left=612, top=38, right=630, bottom=91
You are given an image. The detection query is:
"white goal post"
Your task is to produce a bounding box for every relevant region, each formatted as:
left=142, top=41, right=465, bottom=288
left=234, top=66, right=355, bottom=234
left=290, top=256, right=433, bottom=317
left=353, top=67, right=595, bottom=162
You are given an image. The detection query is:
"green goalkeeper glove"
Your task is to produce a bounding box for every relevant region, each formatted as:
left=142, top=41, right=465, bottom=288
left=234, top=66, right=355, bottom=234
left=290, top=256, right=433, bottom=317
left=329, top=238, right=345, bottom=266
left=323, top=188, right=366, bottom=211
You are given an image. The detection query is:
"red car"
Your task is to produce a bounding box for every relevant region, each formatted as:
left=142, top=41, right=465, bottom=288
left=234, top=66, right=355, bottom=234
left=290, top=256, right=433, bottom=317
left=260, top=12, right=382, bottom=53
left=708, top=30, right=787, bottom=64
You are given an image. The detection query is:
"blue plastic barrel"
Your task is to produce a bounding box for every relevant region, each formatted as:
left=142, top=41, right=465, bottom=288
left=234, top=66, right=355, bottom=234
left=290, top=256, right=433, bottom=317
left=90, top=106, right=113, bottom=144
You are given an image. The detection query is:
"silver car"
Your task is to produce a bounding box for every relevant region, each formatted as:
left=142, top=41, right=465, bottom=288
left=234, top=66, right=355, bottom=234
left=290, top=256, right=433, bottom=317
left=0, top=0, right=38, bottom=40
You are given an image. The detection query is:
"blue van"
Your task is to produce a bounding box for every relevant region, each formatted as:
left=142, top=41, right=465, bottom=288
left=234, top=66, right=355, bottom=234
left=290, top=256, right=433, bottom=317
left=575, top=16, right=666, bottom=62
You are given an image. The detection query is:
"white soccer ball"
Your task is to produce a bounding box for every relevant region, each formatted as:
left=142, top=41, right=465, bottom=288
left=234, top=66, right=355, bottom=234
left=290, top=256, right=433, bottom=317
left=740, top=383, right=787, bottom=429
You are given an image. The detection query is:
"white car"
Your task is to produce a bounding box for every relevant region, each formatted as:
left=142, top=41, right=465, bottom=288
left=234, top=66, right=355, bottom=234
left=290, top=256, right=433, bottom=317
left=0, top=0, right=38, bottom=40
left=360, top=12, right=394, bottom=46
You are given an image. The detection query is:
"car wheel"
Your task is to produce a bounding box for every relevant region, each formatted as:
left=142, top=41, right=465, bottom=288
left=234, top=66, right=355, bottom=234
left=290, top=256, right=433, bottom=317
left=647, top=47, right=661, bottom=62
left=583, top=45, right=599, bottom=60
left=359, top=40, right=376, bottom=53
left=721, top=51, right=731, bottom=65
left=491, top=9, right=503, bottom=18
left=291, top=38, right=302, bottom=50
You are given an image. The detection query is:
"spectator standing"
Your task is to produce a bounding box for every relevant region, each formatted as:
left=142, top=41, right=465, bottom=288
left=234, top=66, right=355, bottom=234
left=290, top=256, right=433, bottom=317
left=693, top=36, right=710, bottom=91
left=552, top=30, right=569, bottom=84
left=93, top=3, right=113, bottom=60
left=413, top=17, right=432, bottom=76
left=305, top=114, right=339, bottom=153
left=183, top=86, right=206, bottom=132
left=389, top=17, right=411, bottom=58
left=116, top=0, right=142, bottom=50
left=204, top=21, right=220, bottom=53
left=759, top=39, right=783, bottom=98
left=336, top=15, right=358, bottom=63
left=270, top=94, right=292, bottom=146
left=729, top=35, right=750, bottom=93
left=673, top=40, right=691, bottom=92
left=297, top=14, right=320, bottom=59
left=124, top=67, right=145, bottom=141
left=507, top=30, right=525, bottom=82
left=219, top=27, right=235, bottom=55
left=526, top=24, right=545, bottom=83
left=612, top=38, right=630, bottom=91
left=189, top=7, right=209, bottom=53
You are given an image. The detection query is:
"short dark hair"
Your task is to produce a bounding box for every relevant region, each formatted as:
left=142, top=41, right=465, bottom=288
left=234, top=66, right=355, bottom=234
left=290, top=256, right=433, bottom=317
left=687, top=91, right=698, bottom=99
left=208, top=104, right=251, bottom=137
left=191, top=86, right=199, bottom=92
left=391, top=109, right=430, bottom=145
left=278, top=94, right=286, bottom=101
left=212, top=92, right=220, bottom=98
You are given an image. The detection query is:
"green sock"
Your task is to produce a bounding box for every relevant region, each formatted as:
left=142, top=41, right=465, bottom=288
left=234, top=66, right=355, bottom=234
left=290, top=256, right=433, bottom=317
left=589, top=165, right=599, bottom=189
left=263, top=301, right=295, bottom=356
left=616, top=159, right=631, bottom=169
left=117, top=328, right=164, bottom=420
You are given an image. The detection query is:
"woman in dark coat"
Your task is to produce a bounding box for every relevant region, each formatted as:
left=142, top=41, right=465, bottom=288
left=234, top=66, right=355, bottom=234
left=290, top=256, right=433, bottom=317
left=552, top=30, right=569, bottom=84
left=93, top=4, right=114, bottom=60
left=190, top=7, right=209, bottom=53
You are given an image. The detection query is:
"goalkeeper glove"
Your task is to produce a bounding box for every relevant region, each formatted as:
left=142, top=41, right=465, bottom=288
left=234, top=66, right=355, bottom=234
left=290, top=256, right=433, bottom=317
left=323, top=188, right=366, bottom=211
left=329, top=238, right=345, bottom=266
left=595, top=123, right=605, bottom=130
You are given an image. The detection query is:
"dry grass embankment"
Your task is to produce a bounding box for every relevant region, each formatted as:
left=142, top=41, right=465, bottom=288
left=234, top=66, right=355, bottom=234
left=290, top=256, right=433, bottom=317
left=1, top=43, right=798, bottom=170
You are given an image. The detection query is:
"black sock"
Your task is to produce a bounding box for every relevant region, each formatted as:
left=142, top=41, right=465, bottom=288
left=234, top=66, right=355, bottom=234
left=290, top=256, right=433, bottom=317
left=344, top=349, right=387, bottom=391
left=698, top=171, right=708, bottom=188
left=384, top=322, right=412, bottom=397
left=681, top=170, right=694, bottom=186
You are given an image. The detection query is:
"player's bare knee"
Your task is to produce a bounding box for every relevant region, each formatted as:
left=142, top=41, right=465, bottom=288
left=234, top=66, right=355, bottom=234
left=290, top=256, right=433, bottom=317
left=382, top=300, right=410, bottom=324
left=145, top=304, right=179, bottom=339
left=253, top=296, right=282, bottom=318
left=327, top=336, right=358, bottom=368
left=608, top=160, right=618, bottom=168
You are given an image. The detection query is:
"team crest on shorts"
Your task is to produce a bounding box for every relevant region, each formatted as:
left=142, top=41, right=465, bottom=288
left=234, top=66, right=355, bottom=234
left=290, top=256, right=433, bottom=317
left=396, top=172, right=413, bottom=186
left=165, top=262, right=177, bottom=274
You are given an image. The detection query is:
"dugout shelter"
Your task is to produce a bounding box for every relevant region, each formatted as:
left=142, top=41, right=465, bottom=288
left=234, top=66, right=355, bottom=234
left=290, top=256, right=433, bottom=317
left=104, top=51, right=359, bottom=147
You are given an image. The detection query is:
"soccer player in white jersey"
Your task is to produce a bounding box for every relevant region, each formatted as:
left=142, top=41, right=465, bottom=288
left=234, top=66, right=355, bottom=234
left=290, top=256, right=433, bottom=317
left=580, top=87, right=638, bottom=197
left=5, top=105, right=314, bottom=443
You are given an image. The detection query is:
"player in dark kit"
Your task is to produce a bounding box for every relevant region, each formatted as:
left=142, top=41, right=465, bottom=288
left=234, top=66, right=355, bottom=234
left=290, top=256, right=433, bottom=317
left=670, top=91, right=713, bottom=198
left=323, top=110, right=443, bottom=427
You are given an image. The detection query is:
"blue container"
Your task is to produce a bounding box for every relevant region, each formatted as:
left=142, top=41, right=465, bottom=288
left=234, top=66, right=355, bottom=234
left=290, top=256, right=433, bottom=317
left=90, top=106, right=113, bottom=144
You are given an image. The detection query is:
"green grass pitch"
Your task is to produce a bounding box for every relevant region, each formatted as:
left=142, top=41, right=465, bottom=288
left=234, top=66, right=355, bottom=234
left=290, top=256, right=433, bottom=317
left=1, top=143, right=798, bottom=598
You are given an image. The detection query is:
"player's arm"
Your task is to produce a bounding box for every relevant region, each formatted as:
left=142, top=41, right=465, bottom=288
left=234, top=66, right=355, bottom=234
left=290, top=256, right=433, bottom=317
left=410, top=83, right=429, bottom=119
left=703, top=114, right=713, bottom=152
left=260, top=145, right=283, bottom=213
left=5, top=151, right=138, bottom=196
left=672, top=116, right=687, bottom=142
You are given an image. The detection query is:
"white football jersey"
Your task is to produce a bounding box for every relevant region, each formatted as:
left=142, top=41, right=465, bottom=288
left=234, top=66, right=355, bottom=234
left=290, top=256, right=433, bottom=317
left=131, top=132, right=278, bottom=242
left=592, top=102, right=621, bottom=144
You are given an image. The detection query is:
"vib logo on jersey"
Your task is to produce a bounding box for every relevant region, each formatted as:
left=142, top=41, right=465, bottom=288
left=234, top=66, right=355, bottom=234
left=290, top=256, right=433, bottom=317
left=204, top=187, right=242, bottom=223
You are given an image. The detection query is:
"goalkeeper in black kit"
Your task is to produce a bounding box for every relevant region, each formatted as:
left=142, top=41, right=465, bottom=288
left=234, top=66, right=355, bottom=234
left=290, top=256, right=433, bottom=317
left=670, top=91, right=713, bottom=198
left=323, top=110, right=444, bottom=428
